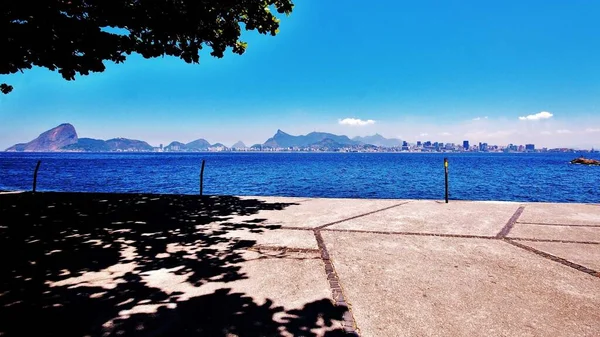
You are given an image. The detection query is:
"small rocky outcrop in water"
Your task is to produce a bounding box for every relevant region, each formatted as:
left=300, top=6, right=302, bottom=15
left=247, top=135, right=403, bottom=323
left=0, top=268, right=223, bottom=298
left=570, top=157, right=600, bottom=166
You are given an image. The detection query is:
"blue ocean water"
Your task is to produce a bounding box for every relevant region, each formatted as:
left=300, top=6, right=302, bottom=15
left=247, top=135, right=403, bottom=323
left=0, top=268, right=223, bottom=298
left=0, top=152, right=598, bottom=203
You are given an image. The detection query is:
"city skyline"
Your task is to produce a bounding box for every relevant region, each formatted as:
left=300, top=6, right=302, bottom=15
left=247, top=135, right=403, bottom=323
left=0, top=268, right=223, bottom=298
left=2, top=0, right=600, bottom=149
left=4, top=122, right=596, bottom=152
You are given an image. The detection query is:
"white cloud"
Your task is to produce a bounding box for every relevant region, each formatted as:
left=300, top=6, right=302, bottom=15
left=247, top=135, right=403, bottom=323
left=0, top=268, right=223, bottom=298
left=518, top=111, right=553, bottom=121
left=585, top=128, right=600, bottom=133
left=556, top=129, right=572, bottom=134
left=338, top=118, right=375, bottom=126
left=540, top=131, right=552, bottom=135
left=419, top=133, right=429, bottom=137
left=439, top=132, right=452, bottom=136
left=472, top=116, right=488, bottom=121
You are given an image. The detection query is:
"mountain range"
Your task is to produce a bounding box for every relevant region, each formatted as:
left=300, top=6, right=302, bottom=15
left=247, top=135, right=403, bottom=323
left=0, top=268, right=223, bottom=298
left=4, top=123, right=403, bottom=152
left=263, top=129, right=358, bottom=148
left=353, top=134, right=403, bottom=147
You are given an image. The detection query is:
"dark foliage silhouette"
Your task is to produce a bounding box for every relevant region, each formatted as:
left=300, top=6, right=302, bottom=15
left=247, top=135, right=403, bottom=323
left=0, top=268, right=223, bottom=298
left=0, top=192, right=348, bottom=336
left=1, top=0, right=294, bottom=93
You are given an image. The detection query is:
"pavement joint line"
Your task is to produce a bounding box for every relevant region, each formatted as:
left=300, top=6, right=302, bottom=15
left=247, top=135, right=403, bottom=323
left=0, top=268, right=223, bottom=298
left=321, top=228, right=496, bottom=240
left=321, top=228, right=600, bottom=244
left=507, top=237, right=600, bottom=245
left=277, top=226, right=316, bottom=231
left=516, top=222, right=600, bottom=228
left=313, top=229, right=360, bottom=336
left=496, top=205, right=526, bottom=238
left=314, top=201, right=412, bottom=230
left=504, top=239, right=600, bottom=278
left=246, top=245, right=320, bottom=254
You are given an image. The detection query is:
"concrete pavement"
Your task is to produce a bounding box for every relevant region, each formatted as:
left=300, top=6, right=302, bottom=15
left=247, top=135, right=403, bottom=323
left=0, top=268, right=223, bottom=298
left=0, top=192, right=598, bottom=336
left=235, top=196, right=600, bottom=336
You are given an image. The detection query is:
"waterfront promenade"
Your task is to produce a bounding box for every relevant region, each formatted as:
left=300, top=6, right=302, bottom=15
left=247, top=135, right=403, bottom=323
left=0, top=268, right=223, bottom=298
left=0, top=192, right=598, bottom=336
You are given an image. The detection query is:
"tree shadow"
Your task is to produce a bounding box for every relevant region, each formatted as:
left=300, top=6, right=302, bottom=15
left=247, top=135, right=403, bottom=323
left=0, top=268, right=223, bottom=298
left=0, top=192, right=350, bottom=336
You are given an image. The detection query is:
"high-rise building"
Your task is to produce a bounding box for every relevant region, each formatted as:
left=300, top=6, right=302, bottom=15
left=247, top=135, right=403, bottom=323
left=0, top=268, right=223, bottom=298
left=463, top=140, right=470, bottom=150
left=417, top=141, right=422, bottom=147
left=525, top=144, right=535, bottom=151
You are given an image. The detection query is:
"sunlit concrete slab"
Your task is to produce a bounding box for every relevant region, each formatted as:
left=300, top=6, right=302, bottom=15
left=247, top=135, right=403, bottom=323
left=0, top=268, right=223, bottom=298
left=514, top=240, right=600, bottom=271
left=138, top=250, right=330, bottom=308
left=519, top=203, right=600, bottom=225
left=212, top=226, right=319, bottom=250
left=322, top=231, right=600, bottom=337
left=233, top=197, right=403, bottom=228
left=508, top=223, right=600, bottom=243
left=327, top=200, right=521, bottom=236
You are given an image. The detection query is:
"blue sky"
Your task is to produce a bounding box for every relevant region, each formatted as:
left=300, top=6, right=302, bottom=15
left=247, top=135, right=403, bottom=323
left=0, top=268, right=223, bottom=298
left=2, top=0, right=600, bottom=149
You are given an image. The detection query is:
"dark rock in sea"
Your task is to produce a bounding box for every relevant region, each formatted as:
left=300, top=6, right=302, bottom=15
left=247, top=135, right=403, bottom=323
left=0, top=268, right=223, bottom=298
left=5, top=123, right=78, bottom=152
left=570, top=157, right=600, bottom=166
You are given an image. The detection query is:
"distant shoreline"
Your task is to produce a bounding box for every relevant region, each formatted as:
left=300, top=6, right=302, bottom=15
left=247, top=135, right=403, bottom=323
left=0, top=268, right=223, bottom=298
left=2, top=150, right=597, bottom=155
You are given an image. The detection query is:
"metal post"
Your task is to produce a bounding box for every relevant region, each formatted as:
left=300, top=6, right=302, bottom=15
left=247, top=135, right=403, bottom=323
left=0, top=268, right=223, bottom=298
left=33, top=160, right=41, bottom=193
left=200, top=160, right=206, bottom=196
left=444, top=158, right=449, bottom=203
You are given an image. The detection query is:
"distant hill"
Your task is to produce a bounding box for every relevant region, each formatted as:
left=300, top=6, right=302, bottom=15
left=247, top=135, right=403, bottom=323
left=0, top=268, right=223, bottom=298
left=105, top=138, right=153, bottom=151
left=6, top=123, right=78, bottom=151
left=5, top=124, right=155, bottom=152
left=165, top=141, right=187, bottom=151
left=263, top=130, right=358, bottom=148
left=210, top=143, right=228, bottom=149
left=353, top=134, right=402, bottom=147
left=231, top=141, right=247, bottom=149
left=62, top=137, right=151, bottom=152
left=309, top=138, right=346, bottom=149
left=62, top=138, right=110, bottom=152
left=185, top=139, right=211, bottom=150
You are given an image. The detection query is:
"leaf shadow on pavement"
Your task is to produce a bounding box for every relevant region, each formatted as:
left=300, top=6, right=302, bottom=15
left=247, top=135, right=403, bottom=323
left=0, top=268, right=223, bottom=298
left=0, top=192, right=349, bottom=337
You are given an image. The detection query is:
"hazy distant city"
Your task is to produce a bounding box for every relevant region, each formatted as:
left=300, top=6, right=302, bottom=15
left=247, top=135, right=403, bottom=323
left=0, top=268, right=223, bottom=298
left=6, top=124, right=598, bottom=154
left=158, top=140, right=597, bottom=154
